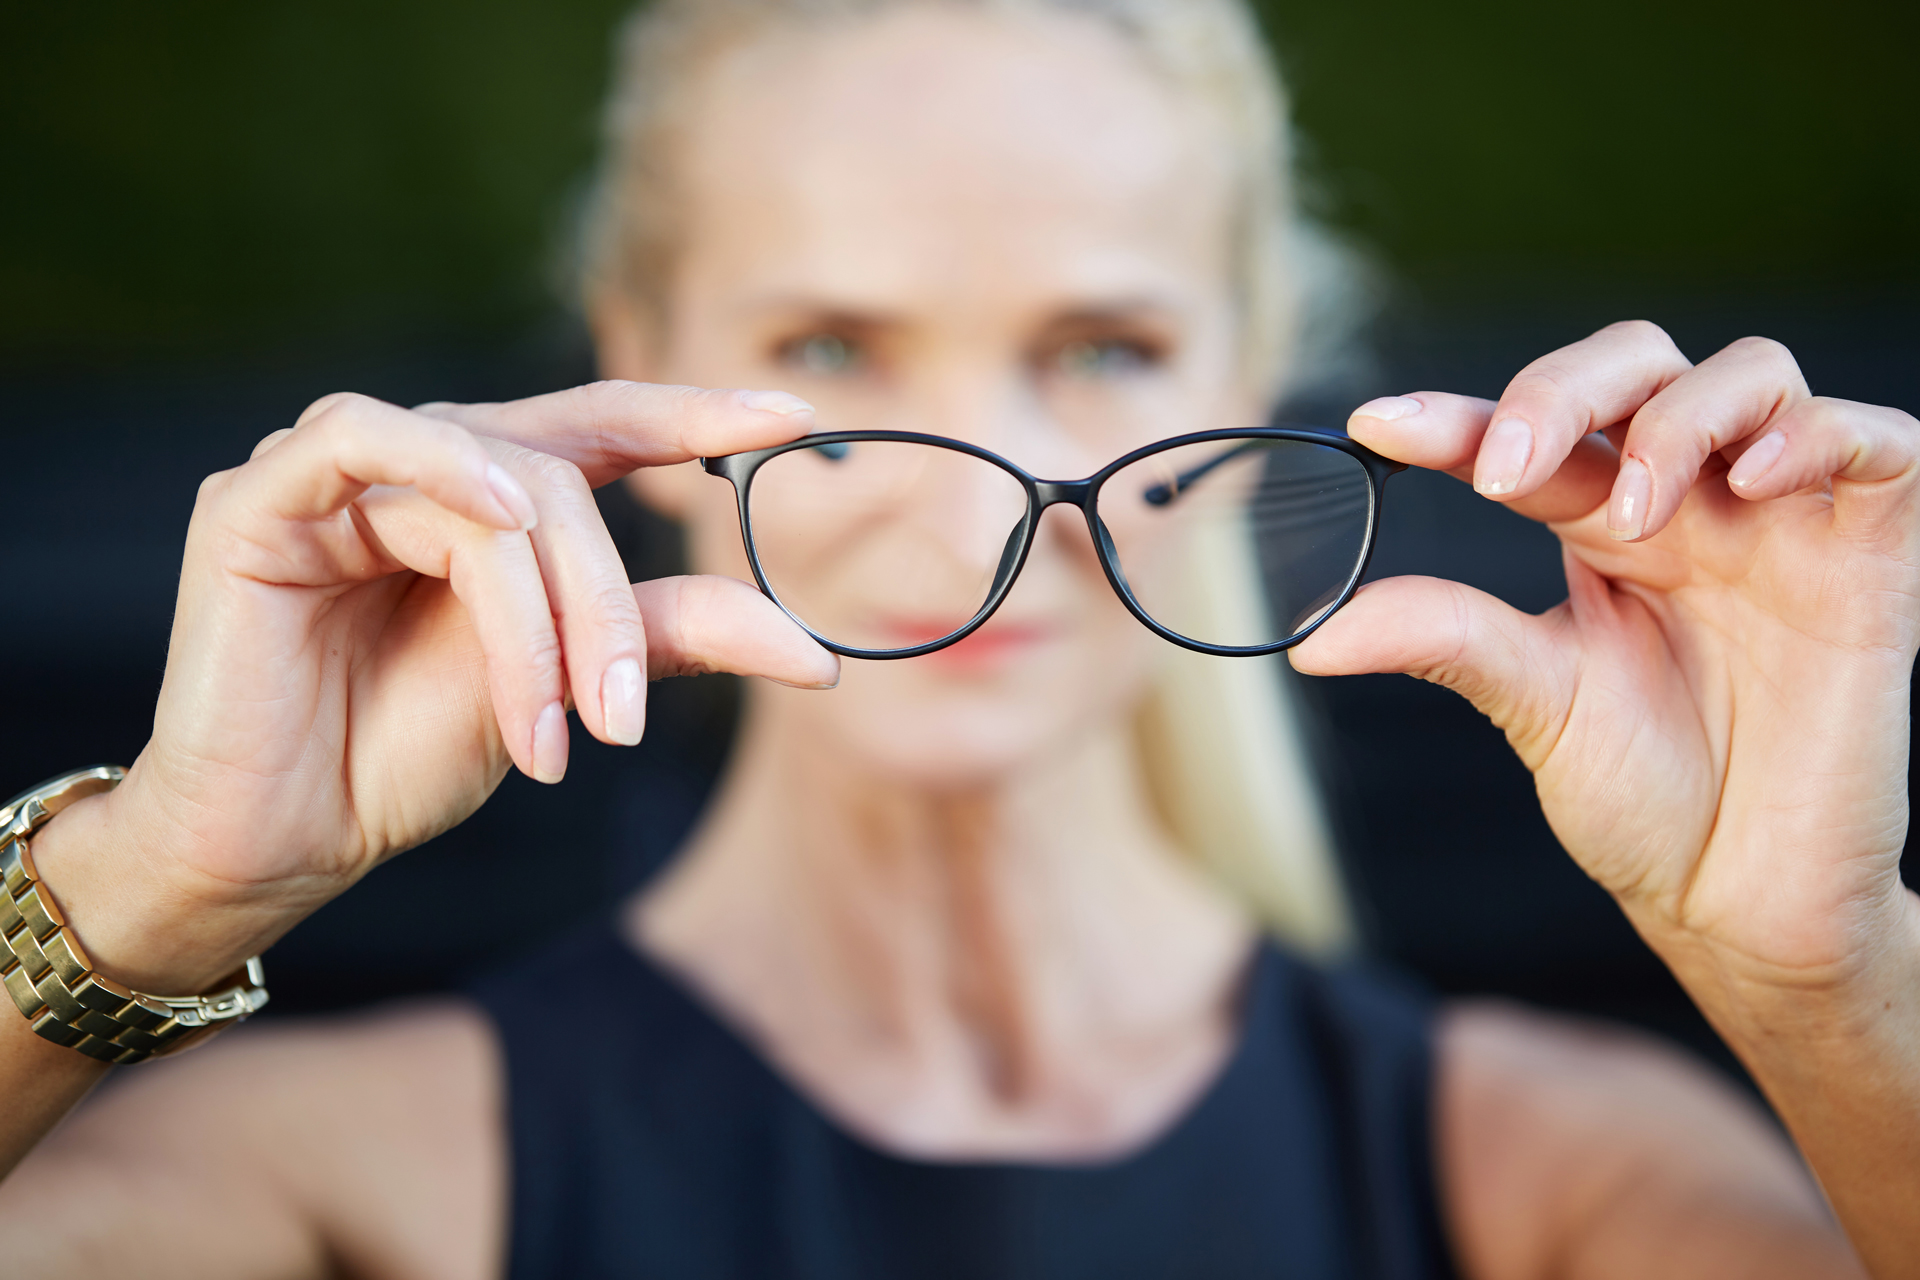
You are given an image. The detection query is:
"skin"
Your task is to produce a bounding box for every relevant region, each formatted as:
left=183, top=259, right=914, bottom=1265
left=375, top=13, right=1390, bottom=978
left=0, top=7, right=1912, bottom=1278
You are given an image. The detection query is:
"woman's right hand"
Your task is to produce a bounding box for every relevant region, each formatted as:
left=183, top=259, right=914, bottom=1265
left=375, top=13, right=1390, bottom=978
left=27, top=380, right=838, bottom=996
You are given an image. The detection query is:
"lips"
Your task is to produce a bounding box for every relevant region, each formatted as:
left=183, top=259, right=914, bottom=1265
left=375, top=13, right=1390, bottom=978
left=877, top=617, right=1056, bottom=670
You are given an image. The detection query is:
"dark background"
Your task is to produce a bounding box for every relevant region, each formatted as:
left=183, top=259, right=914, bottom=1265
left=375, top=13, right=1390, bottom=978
left=4, top=1, right=1916, bottom=1078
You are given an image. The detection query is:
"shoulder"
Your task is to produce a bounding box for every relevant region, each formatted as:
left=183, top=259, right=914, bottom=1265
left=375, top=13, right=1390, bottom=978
left=124, top=993, right=497, bottom=1105
left=1435, top=999, right=1859, bottom=1280
left=1438, top=998, right=1756, bottom=1140
left=83, top=996, right=500, bottom=1171
left=25, top=999, right=502, bottom=1280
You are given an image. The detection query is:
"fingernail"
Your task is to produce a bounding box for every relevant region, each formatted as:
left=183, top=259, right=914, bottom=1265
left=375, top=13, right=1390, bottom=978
left=1351, top=395, right=1424, bottom=422
left=740, top=390, right=815, bottom=418
left=1475, top=417, right=1534, bottom=496
left=1608, top=456, right=1651, bottom=541
left=486, top=463, right=538, bottom=530
left=770, top=655, right=841, bottom=691
left=530, top=700, right=568, bottom=783
left=1729, top=430, right=1787, bottom=490
left=601, top=657, right=645, bottom=745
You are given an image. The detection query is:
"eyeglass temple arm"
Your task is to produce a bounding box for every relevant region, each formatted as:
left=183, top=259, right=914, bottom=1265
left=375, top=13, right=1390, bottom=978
left=1141, top=441, right=1264, bottom=507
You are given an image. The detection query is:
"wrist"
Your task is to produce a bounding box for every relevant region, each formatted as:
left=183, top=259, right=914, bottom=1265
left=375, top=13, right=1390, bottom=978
left=1636, top=890, right=1920, bottom=1065
left=23, top=780, right=294, bottom=997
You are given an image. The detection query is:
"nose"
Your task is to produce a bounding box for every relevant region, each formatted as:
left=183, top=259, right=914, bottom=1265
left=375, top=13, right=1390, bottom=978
left=906, top=357, right=1094, bottom=483
left=878, top=362, right=1103, bottom=598
left=890, top=432, right=1092, bottom=582
left=901, top=447, right=1030, bottom=574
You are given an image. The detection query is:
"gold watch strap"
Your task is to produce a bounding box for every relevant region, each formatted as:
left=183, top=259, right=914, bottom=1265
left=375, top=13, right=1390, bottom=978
left=0, top=766, right=268, bottom=1065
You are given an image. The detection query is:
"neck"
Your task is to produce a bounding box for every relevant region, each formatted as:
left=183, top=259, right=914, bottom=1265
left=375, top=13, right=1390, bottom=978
left=629, top=686, right=1256, bottom=1160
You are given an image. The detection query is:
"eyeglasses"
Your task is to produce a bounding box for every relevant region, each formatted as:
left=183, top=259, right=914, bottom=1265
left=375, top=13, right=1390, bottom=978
left=702, top=425, right=1404, bottom=660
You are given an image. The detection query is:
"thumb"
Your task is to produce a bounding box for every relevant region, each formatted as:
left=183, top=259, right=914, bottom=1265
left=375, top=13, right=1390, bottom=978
left=635, top=575, right=841, bottom=689
left=1290, top=575, right=1574, bottom=768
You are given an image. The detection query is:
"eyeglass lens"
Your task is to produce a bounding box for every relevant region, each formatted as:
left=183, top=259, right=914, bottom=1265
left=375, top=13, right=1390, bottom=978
left=744, top=436, right=1372, bottom=654
left=1095, top=437, right=1373, bottom=648
left=747, top=440, right=1031, bottom=653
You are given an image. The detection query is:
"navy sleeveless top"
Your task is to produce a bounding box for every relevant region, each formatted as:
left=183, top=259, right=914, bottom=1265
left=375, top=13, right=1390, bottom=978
left=470, top=919, right=1459, bottom=1280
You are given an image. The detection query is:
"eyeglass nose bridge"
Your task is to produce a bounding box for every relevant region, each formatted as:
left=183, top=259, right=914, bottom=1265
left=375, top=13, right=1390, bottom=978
left=1031, top=478, right=1094, bottom=509
left=965, top=475, right=1105, bottom=623
left=983, top=480, right=1097, bottom=605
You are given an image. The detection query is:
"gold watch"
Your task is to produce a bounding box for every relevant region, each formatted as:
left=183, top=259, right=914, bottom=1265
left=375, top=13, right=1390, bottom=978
left=0, top=766, right=268, bottom=1064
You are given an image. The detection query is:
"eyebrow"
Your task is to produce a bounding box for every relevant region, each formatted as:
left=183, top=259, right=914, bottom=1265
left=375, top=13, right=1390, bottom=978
left=1041, top=299, right=1187, bottom=328
left=730, top=294, right=1190, bottom=330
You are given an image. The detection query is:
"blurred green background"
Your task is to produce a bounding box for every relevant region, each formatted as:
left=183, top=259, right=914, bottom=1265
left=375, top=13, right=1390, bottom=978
left=5, top=0, right=1915, bottom=365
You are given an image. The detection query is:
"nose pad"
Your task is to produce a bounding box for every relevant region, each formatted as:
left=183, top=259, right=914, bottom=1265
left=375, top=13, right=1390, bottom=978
left=984, top=512, right=1033, bottom=603
left=1091, top=513, right=1131, bottom=594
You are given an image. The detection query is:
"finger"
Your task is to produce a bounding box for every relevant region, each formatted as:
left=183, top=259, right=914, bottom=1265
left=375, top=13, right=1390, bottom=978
left=1726, top=396, right=1920, bottom=535
left=413, top=380, right=816, bottom=487
left=1607, top=336, right=1811, bottom=541
left=488, top=441, right=651, bottom=746
left=233, top=393, right=538, bottom=531
left=1290, top=574, right=1573, bottom=765
left=633, top=575, right=840, bottom=688
left=1468, top=320, right=1694, bottom=504
left=350, top=487, right=571, bottom=783
left=1345, top=393, right=1497, bottom=475
left=454, top=534, right=571, bottom=785
left=1349, top=392, right=1621, bottom=524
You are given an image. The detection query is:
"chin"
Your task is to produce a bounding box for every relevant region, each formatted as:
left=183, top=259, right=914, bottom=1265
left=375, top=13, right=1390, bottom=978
left=827, top=688, right=1070, bottom=786
left=799, top=632, right=1155, bottom=788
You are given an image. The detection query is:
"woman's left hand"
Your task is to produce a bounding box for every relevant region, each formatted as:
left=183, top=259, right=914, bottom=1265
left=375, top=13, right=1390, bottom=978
left=1297, top=320, right=1920, bottom=1004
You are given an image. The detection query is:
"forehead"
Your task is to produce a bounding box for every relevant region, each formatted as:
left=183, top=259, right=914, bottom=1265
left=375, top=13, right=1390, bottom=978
left=669, top=6, right=1237, bottom=311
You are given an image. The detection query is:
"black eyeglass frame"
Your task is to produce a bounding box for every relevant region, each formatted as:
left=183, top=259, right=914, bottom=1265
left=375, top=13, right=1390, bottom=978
left=701, top=424, right=1405, bottom=661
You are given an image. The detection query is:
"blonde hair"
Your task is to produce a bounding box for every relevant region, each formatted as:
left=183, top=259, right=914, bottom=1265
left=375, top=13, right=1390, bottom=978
left=581, top=0, right=1355, bottom=954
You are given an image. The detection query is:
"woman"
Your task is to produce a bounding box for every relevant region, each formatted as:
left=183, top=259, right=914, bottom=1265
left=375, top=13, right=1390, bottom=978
left=2, top=1, right=1915, bottom=1276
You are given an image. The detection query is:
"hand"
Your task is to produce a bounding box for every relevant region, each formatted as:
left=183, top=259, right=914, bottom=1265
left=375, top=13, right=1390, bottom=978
left=31, top=380, right=838, bottom=993
left=1294, top=321, right=1920, bottom=1003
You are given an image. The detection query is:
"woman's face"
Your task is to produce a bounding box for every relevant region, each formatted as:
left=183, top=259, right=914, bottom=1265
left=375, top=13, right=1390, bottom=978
left=615, top=6, right=1263, bottom=785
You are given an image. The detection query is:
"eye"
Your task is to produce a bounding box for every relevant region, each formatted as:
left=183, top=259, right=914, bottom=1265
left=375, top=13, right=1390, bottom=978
left=778, top=332, right=866, bottom=376
left=1054, top=339, right=1159, bottom=380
